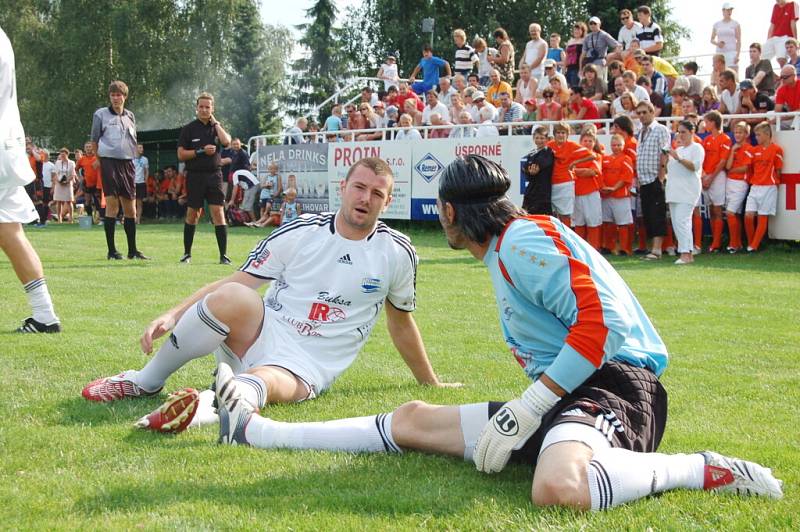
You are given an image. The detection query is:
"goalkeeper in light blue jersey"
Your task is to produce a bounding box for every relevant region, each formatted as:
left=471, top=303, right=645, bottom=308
left=217, top=155, right=783, bottom=511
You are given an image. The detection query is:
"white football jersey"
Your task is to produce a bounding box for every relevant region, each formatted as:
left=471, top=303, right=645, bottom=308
left=240, top=212, right=417, bottom=387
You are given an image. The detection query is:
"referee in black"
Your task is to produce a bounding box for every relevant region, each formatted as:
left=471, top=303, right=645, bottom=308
left=177, top=92, right=232, bottom=264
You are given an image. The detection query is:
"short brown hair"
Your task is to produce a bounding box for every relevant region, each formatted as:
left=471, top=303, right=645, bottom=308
left=196, top=92, right=215, bottom=105
left=553, top=122, right=572, bottom=135
left=754, top=121, right=772, bottom=136
left=345, top=157, right=394, bottom=188
left=750, top=42, right=762, bottom=52
left=108, top=80, right=129, bottom=96
left=637, top=5, right=651, bottom=16
left=636, top=100, right=655, bottom=113
left=704, top=110, right=723, bottom=129
left=720, top=69, right=737, bottom=83
left=620, top=9, right=633, bottom=18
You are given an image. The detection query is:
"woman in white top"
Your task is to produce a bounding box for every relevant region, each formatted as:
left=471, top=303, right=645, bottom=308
left=515, top=63, right=538, bottom=105
left=376, top=55, right=399, bottom=91
left=710, top=3, right=741, bottom=74
left=665, top=120, right=705, bottom=264
left=52, top=147, right=76, bottom=223
left=394, top=113, right=422, bottom=140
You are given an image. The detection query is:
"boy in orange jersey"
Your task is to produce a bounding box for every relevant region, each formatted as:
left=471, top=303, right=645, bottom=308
left=724, top=123, right=755, bottom=253
left=700, top=111, right=732, bottom=252
left=610, top=116, right=640, bottom=252
left=547, top=122, right=595, bottom=226
left=572, top=130, right=604, bottom=249
left=76, top=141, right=102, bottom=223
left=601, top=134, right=636, bottom=255
left=745, top=122, right=783, bottom=252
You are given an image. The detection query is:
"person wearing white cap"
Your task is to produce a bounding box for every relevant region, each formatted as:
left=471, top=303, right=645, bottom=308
left=536, top=58, right=568, bottom=97
left=376, top=54, right=399, bottom=91
left=581, top=16, right=620, bottom=82
left=711, top=3, right=741, bottom=74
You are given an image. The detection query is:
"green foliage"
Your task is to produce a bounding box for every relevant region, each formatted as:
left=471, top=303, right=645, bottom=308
left=343, top=0, right=686, bottom=78
left=0, top=0, right=290, bottom=148
left=0, top=223, right=798, bottom=528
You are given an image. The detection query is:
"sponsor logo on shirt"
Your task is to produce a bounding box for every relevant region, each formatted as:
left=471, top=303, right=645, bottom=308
left=337, top=253, right=352, bottom=265
left=307, top=302, right=347, bottom=323
left=251, top=248, right=271, bottom=268
left=317, top=291, right=352, bottom=307
left=414, top=153, right=445, bottom=183
left=361, top=277, right=382, bottom=293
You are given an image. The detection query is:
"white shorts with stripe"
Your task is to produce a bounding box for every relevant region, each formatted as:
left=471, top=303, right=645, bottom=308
left=551, top=182, right=575, bottom=216
left=725, top=178, right=749, bottom=214
left=602, top=197, right=634, bottom=225
left=700, top=171, right=727, bottom=207
left=573, top=191, right=602, bottom=227
left=0, top=185, right=38, bottom=224
left=745, top=185, right=778, bottom=216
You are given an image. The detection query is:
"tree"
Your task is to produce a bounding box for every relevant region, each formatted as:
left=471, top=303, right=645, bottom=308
left=0, top=0, right=291, bottom=148
left=290, top=0, right=352, bottom=118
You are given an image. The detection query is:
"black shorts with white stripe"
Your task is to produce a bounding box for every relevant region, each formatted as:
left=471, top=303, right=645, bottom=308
left=489, top=361, right=668, bottom=466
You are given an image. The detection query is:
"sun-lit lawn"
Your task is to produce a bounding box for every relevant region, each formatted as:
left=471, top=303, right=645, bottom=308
left=1, top=222, right=798, bottom=529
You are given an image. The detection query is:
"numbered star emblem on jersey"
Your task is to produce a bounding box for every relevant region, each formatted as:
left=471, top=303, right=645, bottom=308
left=493, top=407, right=519, bottom=436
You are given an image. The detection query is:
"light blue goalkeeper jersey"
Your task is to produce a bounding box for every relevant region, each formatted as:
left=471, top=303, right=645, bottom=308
left=484, top=215, right=668, bottom=392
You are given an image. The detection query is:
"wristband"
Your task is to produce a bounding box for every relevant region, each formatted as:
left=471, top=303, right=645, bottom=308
left=195, top=148, right=204, bottom=156
left=520, top=379, right=560, bottom=417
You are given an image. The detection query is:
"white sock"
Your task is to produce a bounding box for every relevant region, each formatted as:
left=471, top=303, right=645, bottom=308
left=188, top=389, right=219, bottom=428
left=587, top=448, right=705, bottom=511
left=24, top=278, right=59, bottom=325
left=244, top=412, right=401, bottom=453
left=233, top=373, right=268, bottom=410
left=135, top=297, right=229, bottom=391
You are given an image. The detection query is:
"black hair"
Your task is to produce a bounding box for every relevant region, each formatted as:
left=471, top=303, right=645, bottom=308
left=612, top=115, right=635, bottom=136
left=677, top=120, right=695, bottom=133
left=438, top=155, right=522, bottom=243
left=684, top=61, right=699, bottom=74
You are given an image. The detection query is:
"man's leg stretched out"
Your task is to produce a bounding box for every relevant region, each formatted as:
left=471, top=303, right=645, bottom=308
left=216, top=363, right=783, bottom=511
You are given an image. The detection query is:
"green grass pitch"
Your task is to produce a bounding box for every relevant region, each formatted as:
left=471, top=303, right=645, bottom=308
left=1, top=222, right=798, bottom=529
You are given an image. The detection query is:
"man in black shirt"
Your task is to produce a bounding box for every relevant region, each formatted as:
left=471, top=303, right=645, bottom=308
left=220, top=137, right=250, bottom=202
left=177, top=92, right=232, bottom=264
left=521, top=126, right=554, bottom=215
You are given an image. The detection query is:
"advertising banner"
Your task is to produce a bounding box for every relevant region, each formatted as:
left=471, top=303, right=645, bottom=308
left=327, top=141, right=412, bottom=219
left=257, top=144, right=330, bottom=213
left=771, top=131, right=800, bottom=240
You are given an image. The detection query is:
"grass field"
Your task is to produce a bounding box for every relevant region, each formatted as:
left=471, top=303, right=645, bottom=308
left=1, top=221, right=798, bottom=530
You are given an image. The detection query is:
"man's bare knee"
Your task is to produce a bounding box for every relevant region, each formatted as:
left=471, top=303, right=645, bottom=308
left=531, top=442, right=592, bottom=510
left=206, top=282, right=261, bottom=321
left=531, top=475, right=587, bottom=509
left=391, top=400, right=432, bottom=446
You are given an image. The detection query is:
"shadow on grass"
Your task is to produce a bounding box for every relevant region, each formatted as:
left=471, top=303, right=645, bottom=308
left=55, top=395, right=168, bottom=427
left=73, top=453, right=542, bottom=519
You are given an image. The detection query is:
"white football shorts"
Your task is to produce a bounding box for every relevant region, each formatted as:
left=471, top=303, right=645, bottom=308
left=551, top=181, right=575, bottom=216
left=745, top=185, right=778, bottom=216
left=573, top=191, right=602, bottom=227
left=725, top=178, right=749, bottom=214
left=0, top=185, right=38, bottom=224
left=602, top=197, right=634, bottom=225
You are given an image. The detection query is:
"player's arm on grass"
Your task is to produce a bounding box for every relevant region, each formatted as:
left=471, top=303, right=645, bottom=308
left=140, top=271, right=268, bottom=354
left=474, top=228, right=632, bottom=473
left=384, top=302, right=460, bottom=387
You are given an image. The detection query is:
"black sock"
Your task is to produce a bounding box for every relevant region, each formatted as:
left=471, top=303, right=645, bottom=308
left=184, top=223, right=196, bottom=255
left=215, top=224, right=228, bottom=257
left=123, top=217, right=137, bottom=255
left=104, top=217, right=116, bottom=253
left=99, top=207, right=106, bottom=220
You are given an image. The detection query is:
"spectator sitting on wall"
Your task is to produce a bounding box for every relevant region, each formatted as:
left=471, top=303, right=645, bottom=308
left=407, top=44, right=451, bottom=95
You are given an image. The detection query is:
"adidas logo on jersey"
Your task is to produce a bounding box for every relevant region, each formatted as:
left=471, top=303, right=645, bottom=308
left=337, top=254, right=352, bottom=265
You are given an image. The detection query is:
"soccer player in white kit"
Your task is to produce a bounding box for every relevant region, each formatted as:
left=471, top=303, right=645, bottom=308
left=82, top=157, right=458, bottom=432
left=0, top=26, right=61, bottom=333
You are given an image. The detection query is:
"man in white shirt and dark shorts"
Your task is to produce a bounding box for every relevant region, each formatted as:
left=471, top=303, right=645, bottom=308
left=82, top=157, right=458, bottom=433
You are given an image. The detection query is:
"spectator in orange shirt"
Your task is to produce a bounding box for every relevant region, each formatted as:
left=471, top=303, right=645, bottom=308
left=745, top=122, right=783, bottom=251
left=724, top=123, right=755, bottom=252
left=76, top=141, right=102, bottom=222
left=547, top=122, right=594, bottom=226
left=572, top=130, right=604, bottom=249
left=700, top=111, right=732, bottom=252
left=601, top=134, right=636, bottom=255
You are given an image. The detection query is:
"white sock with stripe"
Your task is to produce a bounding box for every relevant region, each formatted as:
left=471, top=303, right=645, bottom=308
left=24, top=278, right=59, bottom=325
left=232, top=373, right=268, bottom=410
left=244, top=412, right=401, bottom=453
left=587, top=448, right=705, bottom=510
left=188, top=389, right=219, bottom=428
left=135, top=296, right=230, bottom=392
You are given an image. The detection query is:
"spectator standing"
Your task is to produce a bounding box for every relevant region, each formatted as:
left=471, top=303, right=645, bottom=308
left=76, top=141, right=101, bottom=222
left=547, top=33, right=565, bottom=72
left=571, top=130, right=604, bottom=249
left=472, top=38, right=494, bottom=87
left=279, top=187, right=301, bottom=226
left=177, top=92, right=232, bottom=265
left=745, top=122, right=783, bottom=251
left=133, top=143, right=149, bottom=224
left=407, top=45, right=451, bottom=95
left=322, top=104, right=343, bottom=141
left=581, top=16, right=620, bottom=81
left=52, top=148, right=76, bottom=223
left=764, top=0, right=799, bottom=65
left=635, top=101, right=671, bottom=259
left=452, top=29, right=479, bottom=76
left=520, top=23, right=547, bottom=80
left=220, top=137, right=250, bottom=201
left=488, top=28, right=515, bottom=84
left=617, top=9, right=643, bottom=52
left=711, top=3, right=741, bottom=74
left=521, top=126, right=555, bottom=214
left=745, top=43, right=777, bottom=96
left=636, top=5, right=664, bottom=56
left=90, top=80, right=147, bottom=260
left=565, top=22, right=586, bottom=87
left=701, top=111, right=732, bottom=253
left=39, top=152, right=54, bottom=225
left=665, top=120, right=704, bottom=264
left=600, top=134, right=636, bottom=255
left=547, top=122, right=594, bottom=225
left=377, top=54, right=399, bottom=91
